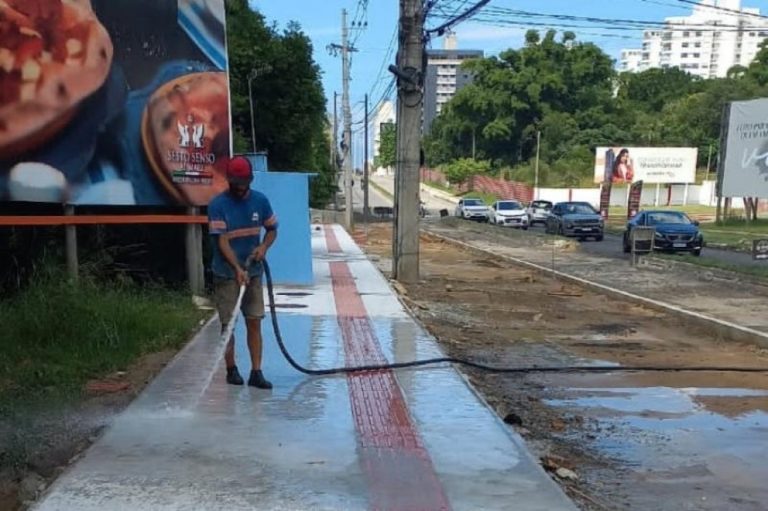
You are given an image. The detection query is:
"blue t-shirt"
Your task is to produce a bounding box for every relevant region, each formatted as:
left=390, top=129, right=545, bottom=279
left=208, top=190, right=278, bottom=279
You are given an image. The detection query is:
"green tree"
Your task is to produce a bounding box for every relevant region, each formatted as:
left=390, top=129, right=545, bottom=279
left=374, top=123, right=396, bottom=169
left=225, top=0, right=335, bottom=206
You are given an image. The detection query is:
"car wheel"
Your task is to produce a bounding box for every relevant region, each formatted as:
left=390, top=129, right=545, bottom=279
left=522, top=226, right=529, bottom=231
left=623, top=235, right=630, bottom=253
left=693, top=248, right=702, bottom=257
left=595, top=235, right=604, bottom=242
left=557, top=224, right=564, bottom=236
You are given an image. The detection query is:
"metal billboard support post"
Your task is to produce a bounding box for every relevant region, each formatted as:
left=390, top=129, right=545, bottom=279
left=186, top=206, right=204, bottom=296
left=64, top=205, right=78, bottom=281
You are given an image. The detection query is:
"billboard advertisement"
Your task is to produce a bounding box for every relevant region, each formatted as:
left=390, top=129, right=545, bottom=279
left=0, top=0, right=230, bottom=206
left=594, top=147, right=697, bottom=185
left=721, top=98, right=768, bottom=198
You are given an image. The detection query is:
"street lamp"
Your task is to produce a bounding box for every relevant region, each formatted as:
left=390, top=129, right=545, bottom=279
left=248, top=64, right=273, bottom=153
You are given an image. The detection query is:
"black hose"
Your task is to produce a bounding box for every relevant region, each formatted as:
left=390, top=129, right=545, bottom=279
left=262, top=260, right=768, bottom=375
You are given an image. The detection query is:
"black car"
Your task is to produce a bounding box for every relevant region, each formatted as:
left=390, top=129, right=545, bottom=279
left=545, top=202, right=604, bottom=241
left=623, top=210, right=703, bottom=256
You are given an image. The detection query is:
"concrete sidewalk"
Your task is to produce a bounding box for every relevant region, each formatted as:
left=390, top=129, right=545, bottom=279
left=34, top=225, right=576, bottom=511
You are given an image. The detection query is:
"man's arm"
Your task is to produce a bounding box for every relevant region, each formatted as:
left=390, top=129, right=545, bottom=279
left=252, top=202, right=278, bottom=261
left=218, top=233, right=248, bottom=284
left=209, top=201, right=248, bottom=285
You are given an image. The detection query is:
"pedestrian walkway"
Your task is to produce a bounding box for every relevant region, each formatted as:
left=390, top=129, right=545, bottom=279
left=34, top=225, right=576, bottom=511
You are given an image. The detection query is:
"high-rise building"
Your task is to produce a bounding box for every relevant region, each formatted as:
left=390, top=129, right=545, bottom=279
left=620, top=0, right=768, bottom=79
left=423, top=32, right=483, bottom=134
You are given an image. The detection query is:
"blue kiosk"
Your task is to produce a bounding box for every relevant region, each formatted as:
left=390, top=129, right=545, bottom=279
left=243, top=153, right=314, bottom=286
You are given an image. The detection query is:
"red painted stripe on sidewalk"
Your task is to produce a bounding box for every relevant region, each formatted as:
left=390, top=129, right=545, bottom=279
left=324, top=225, right=343, bottom=253
left=325, top=226, right=451, bottom=511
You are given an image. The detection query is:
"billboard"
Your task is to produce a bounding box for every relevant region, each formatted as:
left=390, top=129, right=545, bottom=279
left=721, top=98, right=768, bottom=198
left=0, top=0, right=230, bottom=206
left=594, top=147, right=697, bottom=185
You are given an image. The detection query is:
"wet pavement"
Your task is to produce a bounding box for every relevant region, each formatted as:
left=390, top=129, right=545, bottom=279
left=34, top=225, right=575, bottom=511
left=546, top=383, right=768, bottom=510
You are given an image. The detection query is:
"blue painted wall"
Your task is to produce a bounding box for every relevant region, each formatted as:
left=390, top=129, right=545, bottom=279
left=244, top=153, right=269, bottom=173
left=251, top=172, right=313, bottom=286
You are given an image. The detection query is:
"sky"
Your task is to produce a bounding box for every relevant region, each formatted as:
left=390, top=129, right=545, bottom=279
left=252, top=0, right=768, bottom=165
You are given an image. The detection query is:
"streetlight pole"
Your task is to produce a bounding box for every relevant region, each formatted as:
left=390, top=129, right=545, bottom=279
left=534, top=129, right=541, bottom=200
left=248, top=65, right=272, bottom=154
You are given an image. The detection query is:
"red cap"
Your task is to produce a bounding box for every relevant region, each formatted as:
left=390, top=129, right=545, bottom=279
left=226, top=156, right=253, bottom=184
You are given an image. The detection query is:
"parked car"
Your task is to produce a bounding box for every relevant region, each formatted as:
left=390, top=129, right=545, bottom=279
left=623, top=210, right=703, bottom=256
left=545, top=202, right=604, bottom=241
left=455, top=198, right=489, bottom=222
left=489, top=200, right=529, bottom=229
left=526, top=200, right=553, bottom=226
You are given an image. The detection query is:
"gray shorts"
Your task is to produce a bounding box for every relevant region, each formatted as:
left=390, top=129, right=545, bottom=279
left=214, top=277, right=265, bottom=329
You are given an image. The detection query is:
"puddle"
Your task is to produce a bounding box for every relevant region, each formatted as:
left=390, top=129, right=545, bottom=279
left=546, top=385, right=768, bottom=510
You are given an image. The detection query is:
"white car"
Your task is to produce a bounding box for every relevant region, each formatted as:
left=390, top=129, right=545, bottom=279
left=455, top=198, right=489, bottom=222
left=526, top=200, right=553, bottom=226
left=489, top=200, right=529, bottom=229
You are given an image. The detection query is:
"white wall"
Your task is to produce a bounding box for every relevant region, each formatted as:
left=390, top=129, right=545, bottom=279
left=535, top=181, right=742, bottom=209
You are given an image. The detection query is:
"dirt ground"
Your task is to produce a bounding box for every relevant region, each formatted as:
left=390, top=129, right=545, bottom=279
left=357, top=223, right=768, bottom=511
left=0, top=344, right=199, bottom=511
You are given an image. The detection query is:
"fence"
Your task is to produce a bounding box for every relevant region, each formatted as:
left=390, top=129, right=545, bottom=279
left=420, top=168, right=533, bottom=203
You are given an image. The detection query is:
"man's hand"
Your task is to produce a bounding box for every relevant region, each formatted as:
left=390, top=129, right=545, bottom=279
left=251, top=245, right=267, bottom=262
left=236, top=268, right=249, bottom=287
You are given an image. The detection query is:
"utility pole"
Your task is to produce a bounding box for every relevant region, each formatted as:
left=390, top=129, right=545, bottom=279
left=364, top=93, right=370, bottom=226
left=534, top=130, right=541, bottom=200
left=333, top=91, right=339, bottom=212
left=341, top=9, right=354, bottom=230
left=327, top=11, right=357, bottom=229
left=392, top=0, right=424, bottom=283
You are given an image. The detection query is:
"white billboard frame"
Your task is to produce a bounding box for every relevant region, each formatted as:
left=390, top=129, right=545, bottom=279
left=720, top=98, right=768, bottom=199
left=594, top=146, right=698, bottom=185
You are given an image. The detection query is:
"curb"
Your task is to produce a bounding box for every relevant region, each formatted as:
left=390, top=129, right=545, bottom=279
left=426, top=229, right=768, bottom=350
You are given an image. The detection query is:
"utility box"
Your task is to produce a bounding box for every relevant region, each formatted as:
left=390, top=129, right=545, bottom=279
left=630, top=226, right=655, bottom=266
left=251, top=167, right=315, bottom=286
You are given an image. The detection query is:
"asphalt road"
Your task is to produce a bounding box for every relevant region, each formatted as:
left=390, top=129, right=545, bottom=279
left=356, top=176, right=766, bottom=270
left=525, top=223, right=766, bottom=269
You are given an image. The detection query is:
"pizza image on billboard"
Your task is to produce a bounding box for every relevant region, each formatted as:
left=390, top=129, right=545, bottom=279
left=0, top=0, right=230, bottom=206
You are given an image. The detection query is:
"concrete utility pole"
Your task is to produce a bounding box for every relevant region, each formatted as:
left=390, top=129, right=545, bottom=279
left=341, top=9, right=354, bottom=230
left=392, top=0, right=424, bottom=283
left=333, top=91, right=340, bottom=212
left=327, top=12, right=357, bottom=228
left=364, top=93, right=370, bottom=224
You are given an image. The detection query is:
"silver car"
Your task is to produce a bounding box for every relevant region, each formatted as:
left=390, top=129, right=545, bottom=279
left=526, top=200, right=553, bottom=226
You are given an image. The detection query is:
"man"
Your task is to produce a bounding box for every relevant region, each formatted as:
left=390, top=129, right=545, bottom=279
left=208, top=156, right=278, bottom=389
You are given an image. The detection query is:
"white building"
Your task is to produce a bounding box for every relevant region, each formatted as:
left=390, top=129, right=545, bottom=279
left=371, top=100, right=395, bottom=175
left=620, top=0, right=768, bottom=78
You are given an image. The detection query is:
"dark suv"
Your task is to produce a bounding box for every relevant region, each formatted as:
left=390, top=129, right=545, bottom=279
left=545, top=202, right=604, bottom=241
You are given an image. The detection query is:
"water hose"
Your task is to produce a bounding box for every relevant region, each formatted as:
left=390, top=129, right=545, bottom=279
left=258, top=260, right=768, bottom=376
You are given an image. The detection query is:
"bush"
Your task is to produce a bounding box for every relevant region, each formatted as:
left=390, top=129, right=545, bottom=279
left=444, top=158, right=491, bottom=187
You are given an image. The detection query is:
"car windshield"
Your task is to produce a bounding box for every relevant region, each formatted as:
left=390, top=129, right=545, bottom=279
left=646, top=212, right=691, bottom=225
left=532, top=201, right=552, bottom=209
left=464, top=199, right=483, bottom=206
left=562, top=203, right=597, bottom=215
left=498, top=201, right=521, bottom=210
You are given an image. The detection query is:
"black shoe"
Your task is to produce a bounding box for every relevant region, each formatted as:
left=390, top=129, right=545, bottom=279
left=226, top=366, right=244, bottom=386
left=248, top=369, right=273, bottom=389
